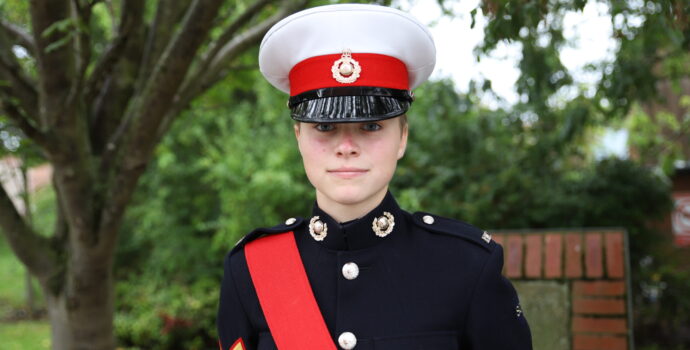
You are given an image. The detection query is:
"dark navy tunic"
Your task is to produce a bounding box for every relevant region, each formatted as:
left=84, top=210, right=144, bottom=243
left=217, top=192, right=532, bottom=349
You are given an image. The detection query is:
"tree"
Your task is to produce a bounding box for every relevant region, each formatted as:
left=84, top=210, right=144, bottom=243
left=0, top=1, right=310, bottom=348
left=474, top=0, right=689, bottom=346
left=601, top=0, right=689, bottom=169
left=475, top=0, right=689, bottom=169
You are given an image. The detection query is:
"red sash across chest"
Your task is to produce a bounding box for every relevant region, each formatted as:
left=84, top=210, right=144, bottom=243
left=245, top=231, right=337, bottom=350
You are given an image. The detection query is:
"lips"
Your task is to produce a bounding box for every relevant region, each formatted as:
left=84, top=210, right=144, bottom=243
left=328, top=167, right=368, bottom=178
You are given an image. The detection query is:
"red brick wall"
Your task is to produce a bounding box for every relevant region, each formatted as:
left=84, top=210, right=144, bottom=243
left=494, top=230, right=631, bottom=350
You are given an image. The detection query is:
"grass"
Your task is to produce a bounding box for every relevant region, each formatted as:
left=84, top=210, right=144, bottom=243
left=0, top=186, right=53, bottom=318
left=0, top=321, right=50, bottom=349
left=0, top=235, right=50, bottom=349
left=0, top=234, right=36, bottom=318
left=0, top=238, right=50, bottom=349
left=0, top=186, right=53, bottom=348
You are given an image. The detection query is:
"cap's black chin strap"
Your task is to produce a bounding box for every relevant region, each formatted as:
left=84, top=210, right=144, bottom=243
left=288, top=87, right=414, bottom=108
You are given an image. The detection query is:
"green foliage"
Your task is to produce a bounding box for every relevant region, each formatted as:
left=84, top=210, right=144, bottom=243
left=395, top=80, right=598, bottom=226
left=114, top=71, right=312, bottom=348
left=0, top=107, right=42, bottom=166
left=635, top=254, right=690, bottom=349
left=0, top=120, right=23, bottom=155
left=479, top=0, right=689, bottom=118
left=115, top=278, right=219, bottom=350
left=397, top=80, right=671, bottom=242
left=42, top=18, right=85, bottom=53
left=601, top=0, right=689, bottom=115
left=0, top=0, right=30, bottom=25
left=626, top=101, right=690, bottom=173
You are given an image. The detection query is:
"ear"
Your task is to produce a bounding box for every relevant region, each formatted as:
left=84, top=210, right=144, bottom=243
left=397, top=123, right=408, bottom=160
left=294, top=123, right=305, bottom=154
left=294, top=123, right=301, bottom=140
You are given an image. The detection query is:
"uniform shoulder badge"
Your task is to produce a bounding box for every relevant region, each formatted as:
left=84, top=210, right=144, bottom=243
left=230, top=217, right=305, bottom=254
left=222, top=338, right=245, bottom=350
left=411, top=212, right=495, bottom=252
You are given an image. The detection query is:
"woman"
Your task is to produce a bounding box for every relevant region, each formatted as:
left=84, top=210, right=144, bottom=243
left=217, top=4, right=532, bottom=350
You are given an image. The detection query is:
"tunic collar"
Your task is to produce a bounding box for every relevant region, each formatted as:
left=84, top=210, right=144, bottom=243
left=308, top=191, right=404, bottom=251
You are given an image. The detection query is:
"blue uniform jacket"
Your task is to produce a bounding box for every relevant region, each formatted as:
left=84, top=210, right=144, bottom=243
left=217, top=192, right=532, bottom=349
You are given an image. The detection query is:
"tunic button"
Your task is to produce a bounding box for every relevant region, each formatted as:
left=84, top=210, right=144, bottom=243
left=423, top=215, right=435, bottom=224
left=342, top=262, right=359, bottom=280
left=285, top=217, right=296, bottom=225
left=338, top=332, right=357, bottom=349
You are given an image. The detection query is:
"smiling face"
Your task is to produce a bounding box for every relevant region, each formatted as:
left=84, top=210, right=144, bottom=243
left=295, top=116, right=408, bottom=221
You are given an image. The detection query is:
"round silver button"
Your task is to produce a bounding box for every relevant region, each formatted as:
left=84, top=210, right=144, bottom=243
left=423, top=215, right=435, bottom=225
left=285, top=217, right=296, bottom=225
left=338, top=332, right=357, bottom=349
left=342, top=262, right=359, bottom=280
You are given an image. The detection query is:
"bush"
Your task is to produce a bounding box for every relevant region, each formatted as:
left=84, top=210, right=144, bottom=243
left=115, top=278, right=219, bottom=350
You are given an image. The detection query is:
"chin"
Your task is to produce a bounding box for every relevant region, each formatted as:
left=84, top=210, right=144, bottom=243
left=325, top=189, right=368, bottom=205
left=320, top=184, right=386, bottom=206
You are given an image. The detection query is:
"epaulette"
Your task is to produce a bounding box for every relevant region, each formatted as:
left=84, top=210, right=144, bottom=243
left=230, top=217, right=306, bottom=255
left=411, top=212, right=495, bottom=252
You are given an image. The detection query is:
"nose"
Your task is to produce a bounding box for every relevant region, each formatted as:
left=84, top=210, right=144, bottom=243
left=335, top=130, right=359, bottom=157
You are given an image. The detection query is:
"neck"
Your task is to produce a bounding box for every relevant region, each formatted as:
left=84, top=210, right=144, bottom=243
left=315, top=188, right=388, bottom=222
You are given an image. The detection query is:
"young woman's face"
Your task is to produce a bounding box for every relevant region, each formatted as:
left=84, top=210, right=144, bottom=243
left=295, top=117, right=408, bottom=212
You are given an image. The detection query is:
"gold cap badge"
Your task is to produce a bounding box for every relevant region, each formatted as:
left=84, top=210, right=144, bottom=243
left=331, top=49, right=361, bottom=84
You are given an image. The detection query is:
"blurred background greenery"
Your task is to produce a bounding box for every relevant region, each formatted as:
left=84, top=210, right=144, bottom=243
left=1, top=0, right=689, bottom=349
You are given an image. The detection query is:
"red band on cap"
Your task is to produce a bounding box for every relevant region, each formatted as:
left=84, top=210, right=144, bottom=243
left=289, top=53, right=409, bottom=96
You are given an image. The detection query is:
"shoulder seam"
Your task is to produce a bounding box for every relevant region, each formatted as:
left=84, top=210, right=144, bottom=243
left=410, top=212, right=495, bottom=252
left=230, top=217, right=306, bottom=255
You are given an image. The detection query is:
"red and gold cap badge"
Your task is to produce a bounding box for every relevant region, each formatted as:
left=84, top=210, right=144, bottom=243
left=331, top=49, right=361, bottom=84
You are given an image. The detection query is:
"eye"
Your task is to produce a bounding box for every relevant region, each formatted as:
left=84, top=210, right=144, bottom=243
left=361, top=123, right=382, bottom=132
left=314, top=123, right=335, bottom=132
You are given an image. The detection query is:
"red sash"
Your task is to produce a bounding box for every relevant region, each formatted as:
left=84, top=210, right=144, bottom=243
left=245, top=232, right=336, bottom=350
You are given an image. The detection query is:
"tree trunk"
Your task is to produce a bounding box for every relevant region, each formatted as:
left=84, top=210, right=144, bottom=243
left=44, top=254, right=115, bottom=350
left=20, top=163, right=36, bottom=316
left=25, top=270, right=35, bottom=316
left=0, top=3, right=308, bottom=349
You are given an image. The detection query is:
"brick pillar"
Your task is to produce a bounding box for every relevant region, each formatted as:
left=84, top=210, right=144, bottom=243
left=492, top=230, right=632, bottom=350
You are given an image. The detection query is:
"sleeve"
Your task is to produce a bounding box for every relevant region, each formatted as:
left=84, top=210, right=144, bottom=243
left=461, top=244, right=533, bottom=350
left=217, top=252, right=255, bottom=350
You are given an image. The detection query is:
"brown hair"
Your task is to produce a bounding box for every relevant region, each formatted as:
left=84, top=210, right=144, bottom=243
left=398, top=114, right=408, bottom=129
left=294, top=114, right=408, bottom=133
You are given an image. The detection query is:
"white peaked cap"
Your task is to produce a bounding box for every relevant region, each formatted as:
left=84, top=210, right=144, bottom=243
left=259, top=4, right=436, bottom=95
